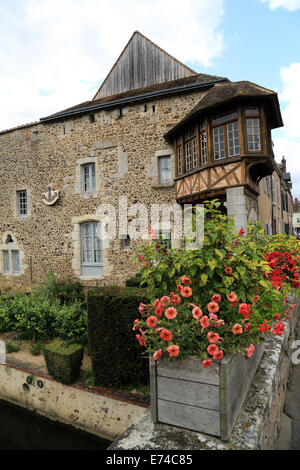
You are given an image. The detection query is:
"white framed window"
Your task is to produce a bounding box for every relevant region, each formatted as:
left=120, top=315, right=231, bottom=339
left=80, top=221, right=103, bottom=276
left=212, top=111, right=240, bottom=160
left=82, top=163, right=96, bottom=192
left=246, top=117, right=261, bottom=151
left=17, top=190, right=27, bottom=216
left=158, top=156, right=172, bottom=184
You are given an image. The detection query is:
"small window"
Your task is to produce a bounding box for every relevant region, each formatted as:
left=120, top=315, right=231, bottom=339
left=246, top=118, right=261, bottom=151
left=121, top=235, right=131, bottom=250
left=158, top=156, right=172, bottom=184
left=17, top=190, right=27, bottom=216
left=82, top=163, right=96, bottom=192
left=3, top=251, right=10, bottom=274
left=2, top=249, right=20, bottom=275
left=12, top=251, right=20, bottom=274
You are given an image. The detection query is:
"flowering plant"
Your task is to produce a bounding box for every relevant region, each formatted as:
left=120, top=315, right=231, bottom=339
left=133, top=275, right=294, bottom=367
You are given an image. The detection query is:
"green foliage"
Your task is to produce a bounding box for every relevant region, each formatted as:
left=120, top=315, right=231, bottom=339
left=87, top=286, right=149, bottom=388
left=54, top=301, right=87, bottom=345
left=29, top=340, right=42, bottom=356
left=5, top=341, right=21, bottom=354
left=43, top=339, right=83, bottom=384
left=34, top=271, right=84, bottom=305
left=125, top=273, right=142, bottom=287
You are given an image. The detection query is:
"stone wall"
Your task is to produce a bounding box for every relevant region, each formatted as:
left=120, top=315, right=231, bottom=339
left=0, top=90, right=205, bottom=291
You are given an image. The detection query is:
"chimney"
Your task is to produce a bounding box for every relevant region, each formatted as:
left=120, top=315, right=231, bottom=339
left=281, top=156, right=286, bottom=173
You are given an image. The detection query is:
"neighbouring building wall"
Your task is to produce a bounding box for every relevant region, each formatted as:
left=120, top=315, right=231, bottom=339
left=0, top=90, right=205, bottom=291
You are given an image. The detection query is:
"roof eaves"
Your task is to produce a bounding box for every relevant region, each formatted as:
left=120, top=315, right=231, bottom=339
left=40, top=77, right=229, bottom=123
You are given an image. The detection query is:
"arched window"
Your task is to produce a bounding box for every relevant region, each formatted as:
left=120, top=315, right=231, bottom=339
left=80, top=222, right=103, bottom=276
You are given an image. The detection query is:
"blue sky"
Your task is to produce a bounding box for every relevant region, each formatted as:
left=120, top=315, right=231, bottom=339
left=0, top=0, right=300, bottom=197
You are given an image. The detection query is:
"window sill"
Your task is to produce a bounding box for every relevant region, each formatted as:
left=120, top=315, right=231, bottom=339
left=79, top=275, right=104, bottom=281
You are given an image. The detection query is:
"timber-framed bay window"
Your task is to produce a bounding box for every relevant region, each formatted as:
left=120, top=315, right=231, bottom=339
left=174, top=105, right=265, bottom=178
left=212, top=111, right=240, bottom=160
left=80, top=221, right=103, bottom=276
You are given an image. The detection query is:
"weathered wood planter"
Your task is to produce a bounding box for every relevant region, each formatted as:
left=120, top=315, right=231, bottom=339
left=149, top=343, right=265, bottom=441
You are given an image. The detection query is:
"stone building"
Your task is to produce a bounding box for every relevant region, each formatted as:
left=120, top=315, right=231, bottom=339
left=0, top=31, right=294, bottom=291
left=292, top=197, right=300, bottom=238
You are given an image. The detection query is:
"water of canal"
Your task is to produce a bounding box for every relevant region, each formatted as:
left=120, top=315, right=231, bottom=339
left=0, top=398, right=111, bottom=450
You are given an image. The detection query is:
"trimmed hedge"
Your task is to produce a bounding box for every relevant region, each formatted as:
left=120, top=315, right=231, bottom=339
left=87, top=286, right=149, bottom=388
left=43, top=339, right=83, bottom=384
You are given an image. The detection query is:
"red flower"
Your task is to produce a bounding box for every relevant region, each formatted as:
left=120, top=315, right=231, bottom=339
left=170, top=292, right=181, bottom=305
left=153, top=349, right=162, bottom=361
left=166, top=345, right=180, bottom=357
left=239, top=227, right=245, bottom=236
left=211, top=294, right=221, bottom=303
left=244, top=322, right=251, bottom=333
left=180, top=276, right=192, bottom=285
left=202, top=359, right=213, bottom=368
left=207, top=344, right=219, bottom=356
left=247, top=344, right=255, bottom=358
left=213, top=350, right=224, bottom=360
left=160, top=296, right=171, bottom=307
left=192, top=306, right=203, bottom=319
left=225, top=267, right=232, bottom=275
left=271, top=321, right=285, bottom=336
left=138, top=302, right=146, bottom=318
left=238, top=303, right=250, bottom=319
left=181, top=286, right=193, bottom=298
left=132, top=319, right=141, bottom=330
left=160, top=329, right=173, bottom=341
left=176, top=284, right=183, bottom=293
left=207, top=302, right=219, bottom=313
left=232, top=323, right=243, bottom=335
left=165, top=307, right=177, bottom=320
left=136, top=334, right=146, bottom=346
left=200, top=315, right=209, bottom=329
left=146, top=316, right=158, bottom=328
left=207, top=332, right=220, bottom=343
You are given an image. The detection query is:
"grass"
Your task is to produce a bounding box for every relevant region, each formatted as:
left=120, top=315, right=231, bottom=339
left=5, top=341, right=21, bottom=354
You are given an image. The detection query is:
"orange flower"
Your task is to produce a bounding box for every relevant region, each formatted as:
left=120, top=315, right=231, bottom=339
left=207, top=344, right=219, bottom=356
left=202, top=359, right=213, bottom=368
left=166, top=345, right=180, bottom=357
left=192, top=306, right=203, bottom=320
left=200, top=315, right=209, bottom=329
left=227, top=292, right=238, bottom=303
left=146, top=316, right=158, bottom=328
left=153, top=349, right=162, bottom=361
left=232, top=323, right=243, bottom=335
left=165, top=307, right=177, bottom=320
left=213, top=349, right=223, bottom=360
left=211, top=294, right=221, bottom=303
left=207, top=302, right=219, bottom=313
left=180, top=276, right=192, bottom=285
left=181, top=286, right=193, bottom=298
left=207, top=332, right=220, bottom=343
left=160, top=329, right=173, bottom=341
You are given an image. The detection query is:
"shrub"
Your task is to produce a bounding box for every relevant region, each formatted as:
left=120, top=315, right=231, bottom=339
left=87, top=286, right=149, bottom=388
left=0, top=293, right=29, bottom=333
left=125, top=273, right=142, bottom=288
left=5, top=341, right=21, bottom=354
left=29, top=340, right=42, bottom=356
left=43, top=339, right=83, bottom=384
left=34, top=272, right=84, bottom=305
left=54, top=301, right=87, bottom=345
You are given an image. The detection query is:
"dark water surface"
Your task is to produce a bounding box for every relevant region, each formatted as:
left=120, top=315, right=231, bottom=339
left=0, top=399, right=111, bottom=450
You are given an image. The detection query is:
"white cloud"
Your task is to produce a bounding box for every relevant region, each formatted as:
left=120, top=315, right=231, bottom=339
left=273, top=63, right=300, bottom=198
left=0, top=0, right=225, bottom=131
left=260, top=0, right=300, bottom=11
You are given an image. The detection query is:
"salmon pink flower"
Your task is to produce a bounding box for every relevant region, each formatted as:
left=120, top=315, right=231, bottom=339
left=232, top=323, right=243, bottom=335
left=209, top=313, right=218, bottom=321
left=155, top=305, right=164, bottom=317
left=160, top=296, right=171, bottom=307
left=180, top=276, right=192, bottom=285
left=146, top=316, right=158, bottom=328
left=136, top=334, right=146, bottom=346
left=202, top=359, right=213, bottom=368
left=192, top=306, right=203, bottom=319
left=207, top=302, right=219, bottom=313
left=181, top=286, right=193, bottom=298
left=207, top=332, right=220, bottom=343
left=238, top=303, right=250, bottom=319
left=165, top=307, right=177, bottom=320
left=176, top=284, right=183, bottom=293
left=252, top=295, right=260, bottom=303
left=153, top=349, right=162, bottom=361
left=247, top=344, right=255, bottom=358
left=200, top=315, right=209, bottom=329
left=160, top=329, right=173, bottom=341
left=227, top=292, right=238, bottom=303
left=213, top=350, right=223, bottom=360
left=207, top=344, right=219, bottom=356
left=211, top=294, right=221, bottom=303
left=132, top=319, right=141, bottom=330
left=166, top=345, right=180, bottom=357
left=170, top=292, right=181, bottom=305
left=138, top=302, right=146, bottom=318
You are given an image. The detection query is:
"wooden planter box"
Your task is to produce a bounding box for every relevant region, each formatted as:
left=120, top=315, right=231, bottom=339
left=149, top=343, right=265, bottom=441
